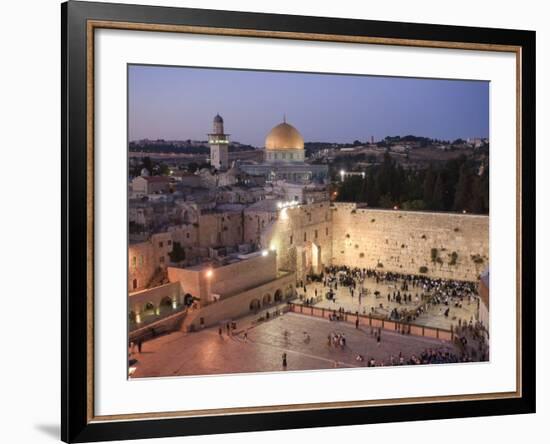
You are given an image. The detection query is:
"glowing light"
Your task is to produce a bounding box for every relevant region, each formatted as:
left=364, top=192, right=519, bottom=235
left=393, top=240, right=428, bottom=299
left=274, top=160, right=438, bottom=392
left=462, top=210, right=467, bottom=214
left=277, top=200, right=299, bottom=211
left=261, top=250, right=268, bottom=257
left=281, top=207, right=289, bottom=220
left=205, top=269, right=213, bottom=278
left=393, top=206, right=399, bottom=210
left=135, top=313, right=141, bottom=324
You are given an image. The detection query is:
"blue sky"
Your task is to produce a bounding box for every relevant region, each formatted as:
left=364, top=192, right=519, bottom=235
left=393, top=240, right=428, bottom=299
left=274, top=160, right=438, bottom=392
left=129, top=65, right=489, bottom=147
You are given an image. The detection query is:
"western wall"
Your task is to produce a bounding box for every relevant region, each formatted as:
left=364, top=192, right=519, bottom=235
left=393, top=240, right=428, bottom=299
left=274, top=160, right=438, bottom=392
left=330, top=203, right=489, bottom=282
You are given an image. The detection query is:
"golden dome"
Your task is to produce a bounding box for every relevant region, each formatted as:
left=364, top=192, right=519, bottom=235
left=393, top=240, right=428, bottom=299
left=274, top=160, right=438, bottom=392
left=265, top=122, right=304, bottom=151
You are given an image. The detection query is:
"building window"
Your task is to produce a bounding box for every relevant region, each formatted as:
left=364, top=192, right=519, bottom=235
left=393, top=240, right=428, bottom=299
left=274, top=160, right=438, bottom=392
left=315, top=230, right=318, bottom=239
left=326, top=227, right=329, bottom=236
left=160, top=256, right=165, bottom=263
left=186, top=232, right=190, bottom=239
left=290, top=235, right=293, bottom=245
left=138, top=255, right=144, bottom=266
left=131, top=256, right=136, bottom=269
left=167, top=240, right=172, bottom=246
left=132, top=279, right=138, bottom=290
left=304, top=232, right=307, bottom=242
left=159, top=241, right=163, bottom=248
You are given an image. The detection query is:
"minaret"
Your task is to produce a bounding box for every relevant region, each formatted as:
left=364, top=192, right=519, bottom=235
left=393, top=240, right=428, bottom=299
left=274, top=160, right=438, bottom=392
left=208, top=114, right=229, bottom=170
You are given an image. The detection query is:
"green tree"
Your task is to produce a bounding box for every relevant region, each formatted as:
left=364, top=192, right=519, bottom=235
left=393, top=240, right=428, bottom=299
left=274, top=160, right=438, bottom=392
left=453, top=164, right=471, bottom=212
left=422, top=166, right=436, bottom=207
left=432, top=173, right=445, bottom=211
left=379, top=193, right=394, bottom=208
left=168, top=242, right=186, bottom=263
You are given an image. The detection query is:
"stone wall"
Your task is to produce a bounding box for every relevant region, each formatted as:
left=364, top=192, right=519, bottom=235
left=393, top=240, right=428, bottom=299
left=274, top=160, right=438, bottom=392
left=183, top=272, right=296, bottom=331
left=331, top=203, right=488, bottom=282
left=261, top=202, right=333, bottom=281
left=128, top=281, right=182, bottom=314
left=167, top=251, right=279, bottom=304
left=197, top=211, right=243, bottom=248
left=128, top=232, right=174, bottom=291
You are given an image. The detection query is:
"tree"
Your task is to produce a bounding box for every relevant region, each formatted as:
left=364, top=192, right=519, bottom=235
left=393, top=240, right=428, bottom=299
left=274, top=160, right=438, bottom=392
left=422, top=166, right=436, bottom=207
left=431, top=173, right=445, bottom=211
left=379, top=194, right=394, bottom=208
left=453, top=164, right=471, bottom=212
left=365, top=172, right=379, bottom=206
left=168, top=242, right=186, bottom=263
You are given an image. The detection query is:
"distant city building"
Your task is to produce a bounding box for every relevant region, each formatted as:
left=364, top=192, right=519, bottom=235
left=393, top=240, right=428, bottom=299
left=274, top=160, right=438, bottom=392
left=208, top=114, right=229, bottom=170
left=131, top=175, right=171, bottom=197
left=390, top=144, right=410, bottom=153
left=467, top=137, right=488, bottom=149
left=340, top=171, right=366, bottom=181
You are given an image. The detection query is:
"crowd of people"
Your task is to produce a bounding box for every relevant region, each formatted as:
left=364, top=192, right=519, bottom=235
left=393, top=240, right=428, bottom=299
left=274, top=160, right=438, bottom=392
left=302, top=266, right=481, bottom=329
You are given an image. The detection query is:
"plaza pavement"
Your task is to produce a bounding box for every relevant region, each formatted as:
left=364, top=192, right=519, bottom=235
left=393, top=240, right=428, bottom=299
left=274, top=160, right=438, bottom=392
left=130, top=312, right=460, bottom=378
left=305, top=277, right=479, bottom=331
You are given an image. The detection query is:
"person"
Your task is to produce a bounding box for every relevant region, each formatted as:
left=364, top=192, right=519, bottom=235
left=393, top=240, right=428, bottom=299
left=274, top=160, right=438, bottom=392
left=243, top=331, right=248, bottom=341
left=282, top=352, right=287, bottom=369
left=137, top=338, right=143, bottom=353
left=355, top=317, right=359, bottom=329
left=218, top=326, right=222, bottom=336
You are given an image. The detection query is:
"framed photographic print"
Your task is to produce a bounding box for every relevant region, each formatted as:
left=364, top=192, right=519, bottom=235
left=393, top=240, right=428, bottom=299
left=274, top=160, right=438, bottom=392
left=61, top=1, right=536, bottom=442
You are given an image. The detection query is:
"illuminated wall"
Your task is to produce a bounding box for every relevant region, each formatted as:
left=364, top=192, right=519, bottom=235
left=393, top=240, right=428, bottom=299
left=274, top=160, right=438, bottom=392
left=331, top=203, right=489, bottom=282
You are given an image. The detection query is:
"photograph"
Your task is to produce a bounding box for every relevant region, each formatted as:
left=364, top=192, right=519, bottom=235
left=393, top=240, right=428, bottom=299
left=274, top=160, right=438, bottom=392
left=126, top=65, right=490, bottom=378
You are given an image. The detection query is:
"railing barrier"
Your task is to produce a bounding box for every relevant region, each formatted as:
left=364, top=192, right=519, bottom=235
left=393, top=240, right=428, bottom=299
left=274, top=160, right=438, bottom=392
left=287, top=302, right=453, bottom=341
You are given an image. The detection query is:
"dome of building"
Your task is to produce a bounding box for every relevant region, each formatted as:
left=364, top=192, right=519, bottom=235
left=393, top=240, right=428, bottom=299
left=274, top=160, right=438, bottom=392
left=213, top=114, right=223, bottom=123
left=265, top=121, right=304, bottom=151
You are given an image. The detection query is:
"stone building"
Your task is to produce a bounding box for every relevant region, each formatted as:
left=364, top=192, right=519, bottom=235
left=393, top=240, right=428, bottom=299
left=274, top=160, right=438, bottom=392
left=128, top=232, right=173, bottom=291
left=167, top=250, right=296, bottom=330
left=239, top=118, right=329, bottom=183
left=257, top=201, right=334, bottom=281
left=131, top=175, right=171, bottom=197
left=208, top=114, right=229, bottom=170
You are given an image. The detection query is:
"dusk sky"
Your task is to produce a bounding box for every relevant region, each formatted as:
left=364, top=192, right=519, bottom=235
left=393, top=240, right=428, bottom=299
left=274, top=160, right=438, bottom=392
left=128, top=65, right=489, bottom=147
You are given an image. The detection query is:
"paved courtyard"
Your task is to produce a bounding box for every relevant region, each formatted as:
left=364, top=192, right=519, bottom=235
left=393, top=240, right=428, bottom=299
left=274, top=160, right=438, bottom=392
left=130, top=312, right=460, bottom=378
left=304, top=277, right=478, bottom=331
